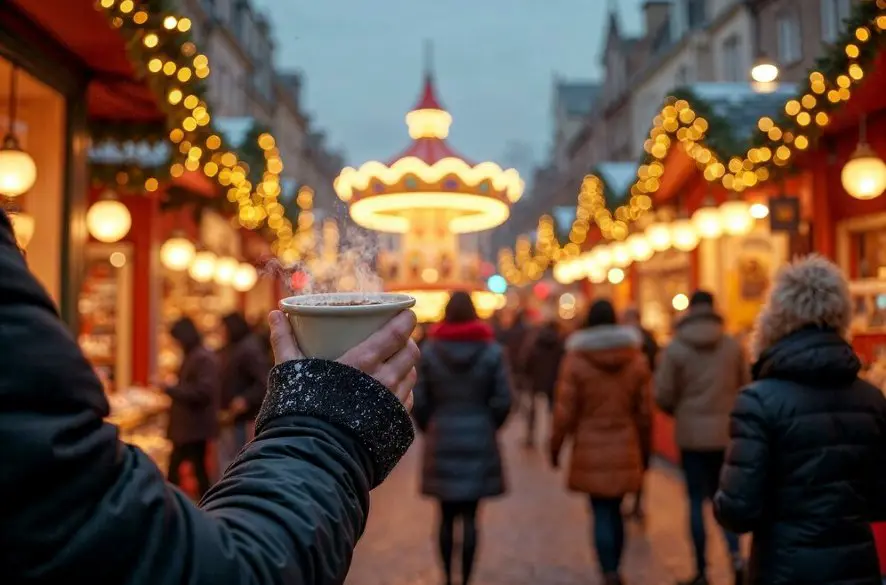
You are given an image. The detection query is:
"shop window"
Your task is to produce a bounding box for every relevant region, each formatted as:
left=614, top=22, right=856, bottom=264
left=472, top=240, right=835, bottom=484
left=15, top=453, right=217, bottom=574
left=721, top=34, right=743, bottom=82
left=821, top=0, right=852, bottom=43
left=0, top=59, right=66, bottom=302
left=777, top=10, right=803, bottom=65
left=687, top=0, right=707, bottom=30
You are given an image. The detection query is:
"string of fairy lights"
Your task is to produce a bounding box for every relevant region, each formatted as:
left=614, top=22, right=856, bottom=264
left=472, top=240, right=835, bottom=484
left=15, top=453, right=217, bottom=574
left=96, top=0, right=305, bottom=260
left=500, top=0, right=886, bottom=286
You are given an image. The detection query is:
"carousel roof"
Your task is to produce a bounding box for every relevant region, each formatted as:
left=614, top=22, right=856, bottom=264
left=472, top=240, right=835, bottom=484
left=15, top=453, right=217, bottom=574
left=335, top=62, right=523, bottom=234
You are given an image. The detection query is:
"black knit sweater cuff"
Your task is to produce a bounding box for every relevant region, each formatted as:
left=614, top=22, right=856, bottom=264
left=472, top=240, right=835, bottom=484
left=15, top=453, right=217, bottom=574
left=255, top=359, right=415, bottom=486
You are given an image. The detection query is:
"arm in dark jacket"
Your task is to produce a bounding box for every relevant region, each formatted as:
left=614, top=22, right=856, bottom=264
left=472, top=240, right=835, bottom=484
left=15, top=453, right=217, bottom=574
left=488, top=345, right=513, bottom=428
left=654, top=343, right=681, bottom=415
left=713, top=386, right=770, bottom=534
left=0, top=213, right=414, bottom=584
left=165, top=350, right=217, bottom=406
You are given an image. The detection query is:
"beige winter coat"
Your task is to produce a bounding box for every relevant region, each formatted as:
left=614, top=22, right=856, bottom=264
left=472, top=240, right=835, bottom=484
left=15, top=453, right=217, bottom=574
left=655, top=308, right=750, bottom=450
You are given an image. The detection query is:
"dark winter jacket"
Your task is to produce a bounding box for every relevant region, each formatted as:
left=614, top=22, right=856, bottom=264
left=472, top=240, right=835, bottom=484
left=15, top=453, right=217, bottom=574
left=522, top=323, right=565, bottom=399
left=0, top=211, right=414, bottom=584
left=714, top=327, right=886, bottom=585
left=220, top=333, right=271, bottom=422
left=413, top=320, right=512, bottom=501
left=167, top=345, right=221, bottom=444
left=638, top=326, right=659, bottom=371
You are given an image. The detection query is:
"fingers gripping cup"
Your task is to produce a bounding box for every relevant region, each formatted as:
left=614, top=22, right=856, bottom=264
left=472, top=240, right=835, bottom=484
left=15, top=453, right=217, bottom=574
left=280, top=292, right=416, bottom=360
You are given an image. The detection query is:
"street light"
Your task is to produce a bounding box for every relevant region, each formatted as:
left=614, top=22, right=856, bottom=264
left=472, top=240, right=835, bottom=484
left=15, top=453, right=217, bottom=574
left=751, top=56, right=779, bottom=84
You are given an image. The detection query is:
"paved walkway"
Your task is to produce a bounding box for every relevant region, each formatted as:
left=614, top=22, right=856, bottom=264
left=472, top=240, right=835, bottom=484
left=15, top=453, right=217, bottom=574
left=346, top=420, right=740, bottom=585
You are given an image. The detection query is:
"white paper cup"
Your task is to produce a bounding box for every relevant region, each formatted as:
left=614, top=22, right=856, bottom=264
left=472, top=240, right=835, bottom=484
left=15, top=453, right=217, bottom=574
left=279, top=292, right=416, bottom=360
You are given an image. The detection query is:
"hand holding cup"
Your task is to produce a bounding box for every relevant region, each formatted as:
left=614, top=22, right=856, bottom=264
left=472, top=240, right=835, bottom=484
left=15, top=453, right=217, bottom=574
left=268, top=309, right=419, bottom=409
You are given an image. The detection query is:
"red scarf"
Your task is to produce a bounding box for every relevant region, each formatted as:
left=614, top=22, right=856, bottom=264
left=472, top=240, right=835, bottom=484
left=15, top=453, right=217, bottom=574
left=429, top=320, right=494, bottom=342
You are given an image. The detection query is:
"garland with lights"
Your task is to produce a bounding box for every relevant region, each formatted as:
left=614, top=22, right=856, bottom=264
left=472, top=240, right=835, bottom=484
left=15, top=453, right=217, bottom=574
left=498, top=0, right=886, bottom=285
left=95, top=0, right=299, bottom=255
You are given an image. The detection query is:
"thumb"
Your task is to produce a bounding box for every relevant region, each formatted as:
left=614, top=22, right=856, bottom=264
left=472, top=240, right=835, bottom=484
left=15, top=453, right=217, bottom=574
left=269, top=310, right=302, bottom=364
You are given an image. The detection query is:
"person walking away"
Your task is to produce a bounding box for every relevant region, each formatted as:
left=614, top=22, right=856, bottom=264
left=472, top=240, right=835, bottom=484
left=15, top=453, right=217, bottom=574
left=550, top=299, right=651, bottom=585
left=521, top=316, right=565, bottom=447
left=655, top=290, right=749, bottom=585
left=622, top=307, right=657, bottom=523
left=0, top=208, right=422, bottom=583
left=715, top=256, right=886, bottom=585
left=164, top=317, right=221, bottom=498
left=218, top=312, right=271, bottom=470
left=413, top=291, right=512, bottom=585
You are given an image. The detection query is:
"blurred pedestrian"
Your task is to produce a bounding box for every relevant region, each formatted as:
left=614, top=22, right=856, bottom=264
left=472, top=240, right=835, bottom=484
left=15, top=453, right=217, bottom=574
left=656, top=290, right=749, bottom=585
left=521, top=315, right=565, bottom=447
left=550, top=299, right=651, bottom=585
left=622, top=306, right=658, bottom=522
left=413, top=291, right=512, bottom=585
left=715, top=256, right=886, bottom=585
left=165, top=317, right=221, bottom=498
left=218, top=312, right=271, bottom=471
left=0, top=206, right=419, bottom=584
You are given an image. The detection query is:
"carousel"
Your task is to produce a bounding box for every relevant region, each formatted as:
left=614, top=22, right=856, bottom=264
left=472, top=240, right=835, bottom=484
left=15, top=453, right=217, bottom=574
left=334, top=51, right=524, bottom=322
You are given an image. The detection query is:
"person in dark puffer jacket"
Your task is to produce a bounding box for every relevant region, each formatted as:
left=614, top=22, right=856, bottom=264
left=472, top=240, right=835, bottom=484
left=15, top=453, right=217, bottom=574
left=714, top=255, right=886, bottom=585
left=413, top=291, right=512, bottom=585
left=0, top=208, right=419, bottom=585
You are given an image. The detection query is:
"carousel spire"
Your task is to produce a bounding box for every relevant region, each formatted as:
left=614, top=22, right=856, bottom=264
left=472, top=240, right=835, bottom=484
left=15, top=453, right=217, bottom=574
left=415, top=39, right=443, bottom=112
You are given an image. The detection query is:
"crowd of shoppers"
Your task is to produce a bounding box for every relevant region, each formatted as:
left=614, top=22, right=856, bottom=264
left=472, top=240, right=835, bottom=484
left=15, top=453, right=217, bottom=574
left=476, top=256, right=885, bottom=585
left=6, top=198, right=886, bottom=584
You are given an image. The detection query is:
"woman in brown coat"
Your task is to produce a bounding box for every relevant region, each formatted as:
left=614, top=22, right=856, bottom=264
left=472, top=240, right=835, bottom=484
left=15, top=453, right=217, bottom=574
left=550, top=299, right=651, bottom=585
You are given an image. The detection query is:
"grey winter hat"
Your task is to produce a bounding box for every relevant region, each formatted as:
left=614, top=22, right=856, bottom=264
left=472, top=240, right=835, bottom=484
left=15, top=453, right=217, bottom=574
left=751, top=255, right=852, bottom=359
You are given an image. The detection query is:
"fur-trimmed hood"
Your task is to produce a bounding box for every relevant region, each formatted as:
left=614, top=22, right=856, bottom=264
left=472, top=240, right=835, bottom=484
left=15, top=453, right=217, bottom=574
left=566, top=325, right=641, bottom=371
left=675, top=308, right=724, bottom=349
left=751, top=255, right=851, bottom=360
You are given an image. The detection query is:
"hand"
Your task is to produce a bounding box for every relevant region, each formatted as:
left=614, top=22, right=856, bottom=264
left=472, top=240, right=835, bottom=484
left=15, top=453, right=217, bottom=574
left=268, top=309, right=420, bottom=409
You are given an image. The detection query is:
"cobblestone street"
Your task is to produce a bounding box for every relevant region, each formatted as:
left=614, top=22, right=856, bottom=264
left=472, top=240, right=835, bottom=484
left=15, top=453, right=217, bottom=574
left=346, top=420, right=740, bottom=585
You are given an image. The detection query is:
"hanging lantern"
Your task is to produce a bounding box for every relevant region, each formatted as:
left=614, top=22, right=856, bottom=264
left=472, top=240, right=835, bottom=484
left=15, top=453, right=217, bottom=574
left=610, top=241, right=632, bottom=268
left=691, top=200, right=723, bottom=239
left=841, top=144, right=886, bottom=200
left=0, top=66, right=37, bottom=198
left=719, top=199, right=754, bottom=236
left=646, top=221, right=672, bottom=251
left=160, top=235, right=196, bottom=271
left=607, top=267, right=625, bottom=284
left=213, top=256, right=239, bottom=285
left=750, top=202, right=770, bottom=219
left=0, top=144, right=36, bottom=198
left=626, top=232, right=653, bottom=262
left=591, top=244, right=612, bottom=268
left=86, top=192, right=132, bottom=243
left=8, top=210, right=34, bottom=249
left=188, top=251, right=217, bottom=283
left=671, top=218, right=699, bottom=252
left=232, top=262, right=259, bottom=292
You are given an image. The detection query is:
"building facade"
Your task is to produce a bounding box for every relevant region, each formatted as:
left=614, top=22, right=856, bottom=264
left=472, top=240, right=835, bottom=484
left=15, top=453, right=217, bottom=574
left=751, top=0, right=858, bottom=83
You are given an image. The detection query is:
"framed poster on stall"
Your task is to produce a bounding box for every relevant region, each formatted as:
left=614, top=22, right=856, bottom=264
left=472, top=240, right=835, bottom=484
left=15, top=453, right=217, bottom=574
left=78, top=242, right=133, bottom=394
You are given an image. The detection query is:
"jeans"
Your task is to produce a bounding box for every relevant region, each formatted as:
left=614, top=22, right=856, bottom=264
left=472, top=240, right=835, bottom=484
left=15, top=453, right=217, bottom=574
left=590, top=496, right=625, bottom=574
left=681, top=449, right=741, bottom=574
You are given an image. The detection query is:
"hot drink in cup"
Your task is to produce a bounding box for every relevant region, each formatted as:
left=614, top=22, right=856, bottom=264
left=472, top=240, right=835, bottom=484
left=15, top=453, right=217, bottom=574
left=279, top=292, right=416, bottom=360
